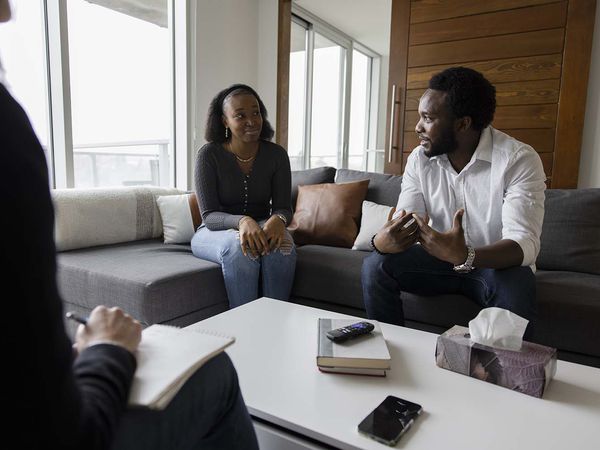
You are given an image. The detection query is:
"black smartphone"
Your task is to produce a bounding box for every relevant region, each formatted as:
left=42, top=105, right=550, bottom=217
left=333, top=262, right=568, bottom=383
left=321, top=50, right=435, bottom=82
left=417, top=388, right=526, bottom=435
left=357, top=395, right=423, bottom=446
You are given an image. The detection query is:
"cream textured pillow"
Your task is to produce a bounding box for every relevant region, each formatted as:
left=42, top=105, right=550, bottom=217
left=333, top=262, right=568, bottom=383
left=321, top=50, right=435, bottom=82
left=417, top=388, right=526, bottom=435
left=352, top=201, right=396, bottom=251
left=156, top=193, right=202, bottom=244
left=53, top=186, right=181, bottom=251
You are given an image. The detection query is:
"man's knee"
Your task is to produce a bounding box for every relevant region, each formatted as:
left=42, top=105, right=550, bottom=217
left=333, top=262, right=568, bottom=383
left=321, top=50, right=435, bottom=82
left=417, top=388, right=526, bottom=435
left=362, top=252, right=386, bottom=281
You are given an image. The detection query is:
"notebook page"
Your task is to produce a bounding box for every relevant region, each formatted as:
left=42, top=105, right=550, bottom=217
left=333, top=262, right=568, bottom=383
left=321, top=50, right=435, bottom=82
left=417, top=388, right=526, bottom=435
left=128, top=325, right=235, bottom=409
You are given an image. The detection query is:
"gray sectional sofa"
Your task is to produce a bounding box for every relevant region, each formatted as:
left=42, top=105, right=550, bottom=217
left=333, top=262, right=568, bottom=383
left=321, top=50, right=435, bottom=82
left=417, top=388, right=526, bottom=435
left=55, top=168, right=600, bottom=368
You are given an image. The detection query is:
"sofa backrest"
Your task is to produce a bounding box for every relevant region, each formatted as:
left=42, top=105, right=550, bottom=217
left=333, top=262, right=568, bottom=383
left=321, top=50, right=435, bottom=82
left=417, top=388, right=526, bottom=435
left=53, top=186, right=182, bottom=251
left=537, top=188, right=600, bottom=275
left=335, top=169, right=402, bottom=207
left=290, top=167, right=600, bottom=275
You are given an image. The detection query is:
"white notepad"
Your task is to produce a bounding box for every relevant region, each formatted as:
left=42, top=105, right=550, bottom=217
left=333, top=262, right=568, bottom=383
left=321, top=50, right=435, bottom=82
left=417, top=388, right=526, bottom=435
left=128, top=324, right=235, bottom=410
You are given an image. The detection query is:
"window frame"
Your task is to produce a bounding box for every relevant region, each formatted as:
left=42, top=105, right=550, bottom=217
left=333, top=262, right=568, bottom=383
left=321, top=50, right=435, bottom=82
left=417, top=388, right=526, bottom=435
left=290, top=5, right=380, bottom=171
left=39, top=0, right=191, bottom=189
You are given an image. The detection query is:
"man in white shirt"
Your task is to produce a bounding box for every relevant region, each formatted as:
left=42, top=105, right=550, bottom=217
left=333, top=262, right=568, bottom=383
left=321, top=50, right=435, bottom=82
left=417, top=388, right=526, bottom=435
left=362, top=67, right=546, bottom=338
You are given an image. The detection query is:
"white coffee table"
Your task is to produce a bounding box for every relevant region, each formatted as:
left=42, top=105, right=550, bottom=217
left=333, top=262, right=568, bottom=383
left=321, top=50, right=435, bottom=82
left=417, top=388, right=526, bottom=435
left=188, top=298, right=600, bottom=450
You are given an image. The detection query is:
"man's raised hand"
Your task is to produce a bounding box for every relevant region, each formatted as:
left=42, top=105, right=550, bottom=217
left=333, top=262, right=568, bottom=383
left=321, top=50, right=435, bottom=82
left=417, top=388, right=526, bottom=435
left=413, top=209, right=468, bottom=265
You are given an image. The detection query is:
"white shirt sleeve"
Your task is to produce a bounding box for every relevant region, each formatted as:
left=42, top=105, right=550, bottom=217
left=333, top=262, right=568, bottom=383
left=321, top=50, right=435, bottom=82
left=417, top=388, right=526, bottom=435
left=501, top=146, right=546, bottom=266
left=393, top=149, right=427, bottom=219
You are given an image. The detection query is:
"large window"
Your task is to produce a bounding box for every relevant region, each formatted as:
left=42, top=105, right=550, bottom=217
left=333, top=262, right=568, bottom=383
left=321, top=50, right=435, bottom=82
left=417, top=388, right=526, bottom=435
left=0, top=1, right=51, bottom=168
left=68, top=0, right=172, bottom=187
left=0, top=0, right=189, bottom=189
left=288, top=10, right=380, bottom=170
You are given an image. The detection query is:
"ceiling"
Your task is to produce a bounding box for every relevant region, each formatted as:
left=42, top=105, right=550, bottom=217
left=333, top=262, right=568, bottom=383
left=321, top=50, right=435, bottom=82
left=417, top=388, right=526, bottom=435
left=293, top=0, right=392, bottom=56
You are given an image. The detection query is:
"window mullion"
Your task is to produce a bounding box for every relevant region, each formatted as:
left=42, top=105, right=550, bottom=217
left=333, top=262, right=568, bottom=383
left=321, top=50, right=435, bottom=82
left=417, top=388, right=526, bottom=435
left=173, top=0, right=191, bottom=190
left=303, top=26, right=314, bottom=170
left=45, top=0, right=74, bottom=188
left=341, top=45, right=352, bottom=169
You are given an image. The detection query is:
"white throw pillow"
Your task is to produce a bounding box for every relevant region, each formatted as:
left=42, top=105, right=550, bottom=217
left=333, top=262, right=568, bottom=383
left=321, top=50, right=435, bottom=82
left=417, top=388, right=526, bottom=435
left=156, top=194, right=198, bottom=244
left=352, top=201, right=396, bottom=251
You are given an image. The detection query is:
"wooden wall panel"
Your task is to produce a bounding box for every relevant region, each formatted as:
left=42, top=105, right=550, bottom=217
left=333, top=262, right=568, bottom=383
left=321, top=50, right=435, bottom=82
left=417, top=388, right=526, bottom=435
left=275, top=0, right=292, bottom=147
left=384, top=0, right=595, bottom=185
left=383, top=0, right=411, bottom=174
left=406, top=79, right=560, bottom=110
left=403, top=129, right=555, bottom=154
left=410, top=2, right=567, bottom=45
left=407, top=54, right=562, bottom=89
left=552, top=0, right=597, bottom=187
left=498, top=129, right=556, bottom=152
left=411, top=0, right=559, bottom=23
left=404, top=105, right=557, bottom=130
left=408, top=29, right=564, bottom=67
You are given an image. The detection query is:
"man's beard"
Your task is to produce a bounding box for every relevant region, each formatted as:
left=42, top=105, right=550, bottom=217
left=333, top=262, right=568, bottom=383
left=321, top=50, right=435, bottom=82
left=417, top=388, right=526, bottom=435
left=423, top=126, right=458, bottom=158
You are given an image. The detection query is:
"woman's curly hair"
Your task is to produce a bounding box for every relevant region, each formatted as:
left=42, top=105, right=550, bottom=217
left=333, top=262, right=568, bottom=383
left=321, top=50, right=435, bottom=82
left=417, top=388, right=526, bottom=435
left=204, top=83, right=274, bottom=143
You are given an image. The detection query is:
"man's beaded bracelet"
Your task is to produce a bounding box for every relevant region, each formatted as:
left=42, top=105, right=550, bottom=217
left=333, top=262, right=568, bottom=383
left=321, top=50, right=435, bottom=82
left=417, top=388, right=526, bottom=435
left=370, top=234, right=388, bottom=255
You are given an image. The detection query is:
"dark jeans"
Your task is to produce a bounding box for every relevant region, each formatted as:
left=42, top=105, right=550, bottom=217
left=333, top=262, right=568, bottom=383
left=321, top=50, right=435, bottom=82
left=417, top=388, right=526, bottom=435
left=361, top=245, right=537, bottom=338
left=112, top=353, right=258, bottom=450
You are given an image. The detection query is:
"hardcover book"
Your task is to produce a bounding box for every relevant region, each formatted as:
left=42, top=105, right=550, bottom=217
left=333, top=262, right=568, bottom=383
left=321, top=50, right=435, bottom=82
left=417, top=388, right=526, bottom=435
left=317, top=318, right=391, bottom=374
left=318, top=366, right=387, bottom=377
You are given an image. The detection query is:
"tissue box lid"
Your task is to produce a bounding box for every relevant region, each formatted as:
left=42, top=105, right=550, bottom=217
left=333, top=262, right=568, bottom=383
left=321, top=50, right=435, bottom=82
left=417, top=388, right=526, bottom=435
left=435, top=326, right=557, bottom=398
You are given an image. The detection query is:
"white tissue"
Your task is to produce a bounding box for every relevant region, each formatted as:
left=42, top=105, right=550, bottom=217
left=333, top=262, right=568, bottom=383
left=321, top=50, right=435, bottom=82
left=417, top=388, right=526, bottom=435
left=468, top=307, right=529, bottom=351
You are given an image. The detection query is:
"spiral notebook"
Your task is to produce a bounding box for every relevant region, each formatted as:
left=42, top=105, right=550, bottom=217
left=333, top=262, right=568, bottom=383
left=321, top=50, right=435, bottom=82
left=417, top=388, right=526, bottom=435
left=128, top=324, right=235, bottom=410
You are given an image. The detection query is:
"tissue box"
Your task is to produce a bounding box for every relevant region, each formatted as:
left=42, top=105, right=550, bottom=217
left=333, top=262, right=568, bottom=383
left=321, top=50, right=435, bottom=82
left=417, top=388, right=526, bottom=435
left=435, top=325, right=557, bottom=398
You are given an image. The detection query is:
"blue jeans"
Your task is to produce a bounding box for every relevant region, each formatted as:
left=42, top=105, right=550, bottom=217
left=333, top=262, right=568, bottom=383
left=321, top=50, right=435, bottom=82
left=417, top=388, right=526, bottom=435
left=112, top=353, right=258, bottom=450
left=191, top=224, right=297, bottom=308
left=361, top=245, right=537, bottom=338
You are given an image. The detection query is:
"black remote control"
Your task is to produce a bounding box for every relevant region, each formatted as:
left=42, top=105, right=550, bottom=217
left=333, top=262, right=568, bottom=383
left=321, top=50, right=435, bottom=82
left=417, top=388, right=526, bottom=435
left=326, top=321, right=375, bottom=342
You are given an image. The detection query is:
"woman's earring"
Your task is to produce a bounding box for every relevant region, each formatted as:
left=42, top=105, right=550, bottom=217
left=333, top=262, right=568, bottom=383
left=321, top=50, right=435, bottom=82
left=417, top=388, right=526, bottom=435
left=225, top=127, right=229, bottom=139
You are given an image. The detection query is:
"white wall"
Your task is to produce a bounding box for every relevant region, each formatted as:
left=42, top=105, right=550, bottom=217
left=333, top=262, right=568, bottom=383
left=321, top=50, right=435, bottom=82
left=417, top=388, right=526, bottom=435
left=194, top=0, right=259, bottom=151
left=193, top=0, right=278, bottom=179
left=578, top=3, right=600, bottom=188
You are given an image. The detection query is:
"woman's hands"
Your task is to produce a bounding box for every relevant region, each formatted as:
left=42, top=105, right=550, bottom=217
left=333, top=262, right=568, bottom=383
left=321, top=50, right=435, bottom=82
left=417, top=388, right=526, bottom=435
left=238, top=215, right=286, bottom=257
left=262, top=215, right=286, bottom=252
left=239, top=216, right=269, bottom=257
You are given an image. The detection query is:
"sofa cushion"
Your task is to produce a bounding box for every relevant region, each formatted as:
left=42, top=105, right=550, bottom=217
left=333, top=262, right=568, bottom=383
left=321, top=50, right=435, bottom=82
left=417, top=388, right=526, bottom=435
left=537, top=189, right=600, bottom=275
left=291, top=166, right=336, bottom=211
left=289, top=179, right=369, bottom=248
left=53, top=186, right=182, bottom=251
left=292, top=245, right=368, bottom=310
left=335, top=168, right=402, bottom=207
left=57, top=240, right=229, bottom=325
left=534, top=270, right=600, bottom=358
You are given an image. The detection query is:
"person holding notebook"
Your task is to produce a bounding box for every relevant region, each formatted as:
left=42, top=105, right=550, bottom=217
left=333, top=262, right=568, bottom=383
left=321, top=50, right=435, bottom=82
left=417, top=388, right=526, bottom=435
left=1, top=1, right=257, bottom=448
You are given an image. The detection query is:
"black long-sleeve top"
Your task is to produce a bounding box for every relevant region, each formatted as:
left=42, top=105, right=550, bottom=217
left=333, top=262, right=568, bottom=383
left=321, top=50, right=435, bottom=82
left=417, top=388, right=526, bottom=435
left=1, top=83, right=136, bottom=449
left=194, top=140, right=293, bottom=230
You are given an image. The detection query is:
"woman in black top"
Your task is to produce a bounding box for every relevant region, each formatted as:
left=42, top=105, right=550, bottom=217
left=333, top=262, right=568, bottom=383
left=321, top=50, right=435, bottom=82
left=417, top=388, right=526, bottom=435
left=192, top=84, right=297, bottom=307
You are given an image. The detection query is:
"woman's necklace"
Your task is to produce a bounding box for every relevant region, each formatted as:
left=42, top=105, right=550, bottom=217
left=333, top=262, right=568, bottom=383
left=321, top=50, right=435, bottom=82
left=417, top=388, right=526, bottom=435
left=226, top=142, right=257, bottom=163
left=234, top=153, right=256, bottom=163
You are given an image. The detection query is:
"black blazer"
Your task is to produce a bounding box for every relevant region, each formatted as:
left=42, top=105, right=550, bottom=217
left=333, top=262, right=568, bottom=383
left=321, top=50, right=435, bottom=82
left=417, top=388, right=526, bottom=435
left=1, top=83, right=136, bottom=449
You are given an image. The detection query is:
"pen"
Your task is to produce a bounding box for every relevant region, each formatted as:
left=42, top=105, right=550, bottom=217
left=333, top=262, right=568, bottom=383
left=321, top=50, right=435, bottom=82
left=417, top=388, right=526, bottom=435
left=66, top=311, right=88, bottom=326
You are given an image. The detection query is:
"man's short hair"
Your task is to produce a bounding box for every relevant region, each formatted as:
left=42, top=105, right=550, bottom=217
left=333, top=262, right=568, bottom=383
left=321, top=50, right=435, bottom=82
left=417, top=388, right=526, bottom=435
left=428, top=67, right=496, bottom=131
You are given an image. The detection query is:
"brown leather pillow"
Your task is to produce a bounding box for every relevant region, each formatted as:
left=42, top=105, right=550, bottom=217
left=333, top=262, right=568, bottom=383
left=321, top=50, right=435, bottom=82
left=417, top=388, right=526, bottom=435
left=188, top=193, right=202, bottom=229
left=289, top=179, right=370, bottom=248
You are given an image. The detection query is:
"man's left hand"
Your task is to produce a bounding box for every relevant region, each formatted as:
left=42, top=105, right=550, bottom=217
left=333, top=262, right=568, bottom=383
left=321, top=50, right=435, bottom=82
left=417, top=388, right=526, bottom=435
left=413, top=209, right=468, bottom=265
